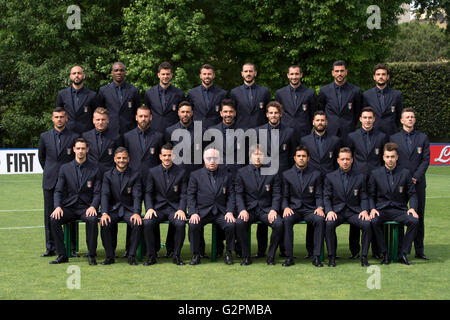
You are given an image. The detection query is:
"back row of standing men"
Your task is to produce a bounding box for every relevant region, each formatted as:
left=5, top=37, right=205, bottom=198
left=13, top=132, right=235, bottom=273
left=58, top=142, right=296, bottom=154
left=39, top=60, right=430, bottom=266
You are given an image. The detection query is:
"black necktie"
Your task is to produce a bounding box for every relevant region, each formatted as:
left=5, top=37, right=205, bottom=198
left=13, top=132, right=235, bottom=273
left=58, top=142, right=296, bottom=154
left=161, top=89, right=167, bottom=112
left=387, top=170, right=394, bottom=192
left=342, top=172, right=349, bottom=193
left=378, top=89, right=386, bottom=113
left=117, top=86, right=123, bottom=104
left=297, top=170, right=304, bottom=189
left=209, top=171, right=216, bottom=189
left=336, top=86, right=342, bottom=109
left=73, top=90, right=80, bottom=111
left=247, top=86, right=253, bottom=105
left=139, top=130, right=146, bottom=153
left=316, top=135, right=324, bottom=158
left=163, top=168, right=170, bottom=188
left=204, top=88, right=210, bottom=110
left=96, top=131, right=103, bottom=152
left=76, top=164, right=83, bottom=188
left=55, top=132, right=62, bottom=154
left=254, top=167, right=262, bottom=188
left=406, top=133, right=413, bottom=153
left=363, top=131, right=371, bottom=152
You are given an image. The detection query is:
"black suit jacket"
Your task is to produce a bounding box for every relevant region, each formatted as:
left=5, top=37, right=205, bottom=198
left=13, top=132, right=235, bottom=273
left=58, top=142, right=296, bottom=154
left=187, top=84, right=227, bottom=129
left=346, top=128, right=387, bottom=176
left=144, top=164, right=188, bottom=212
left=82, top=128, right=122, bottom=175
left=144, top=84, right=185, bottom=133
left=323, top=168, right=369, bottom=214
left=187, top=167, right=235, bottom=218
left=96, top=82, right=141, bottom=135
left=56, top=86, right=97, bottom=134
left=54, top=160, right=101, bottom=209
left=281, top=165, right=324, bottom=211
left=235, top=165, right=281, bottom=214
left=390, top=130, right=430, bottom=184
left=368, top=166, right=418, bottom=211
left=230, top=83, right=271, bottom=129
left=101, top=167, right=142, bottom=215
left=275, top=84, right=316, bottom=137
left=38, top=128, right=79, bottom=190
left=362, top=86, right=403, bottom=136
left=300, top=132, right=341, bottom=176
left=318, top=82, right=361, bottom=137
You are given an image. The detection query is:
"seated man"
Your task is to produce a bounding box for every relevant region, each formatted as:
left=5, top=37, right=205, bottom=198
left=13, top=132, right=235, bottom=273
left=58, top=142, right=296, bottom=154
left=282, top=145, right=325, bottom=267
left=143, top=143, right=188, bottom=266
left=368, top=142, right=419, bottom=265
left=323, top=147, right=372, bottom=267
left=99, top=147, right=143, bottom=266
left=49, top=138, right=101, bottom=265
left=235, top=144, right=283, bottom=266
left=187, top=148, right=236, bottom=265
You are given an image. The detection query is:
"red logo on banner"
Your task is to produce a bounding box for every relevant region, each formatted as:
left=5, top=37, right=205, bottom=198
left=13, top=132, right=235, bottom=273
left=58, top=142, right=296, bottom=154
left=430, top=144, right=450, bottom=165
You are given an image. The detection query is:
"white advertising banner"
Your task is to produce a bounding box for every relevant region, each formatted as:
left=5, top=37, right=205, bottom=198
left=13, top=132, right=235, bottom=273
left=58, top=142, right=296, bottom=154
left=0, top=149, right=43, bottom=174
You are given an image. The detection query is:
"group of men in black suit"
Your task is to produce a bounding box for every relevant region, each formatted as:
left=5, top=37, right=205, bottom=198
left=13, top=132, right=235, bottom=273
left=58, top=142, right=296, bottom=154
left=38, top=59, right=430, bottom=267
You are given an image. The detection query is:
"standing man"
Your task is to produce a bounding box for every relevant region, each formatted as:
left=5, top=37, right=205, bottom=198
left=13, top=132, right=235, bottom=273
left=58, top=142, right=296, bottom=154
left=96, top=62, right=141, bottom=135
left=390, top=108, right=430, bottom=260
left=38, top=107, right=79, bottom=257
left=368, top=142, right=419, bottom=265
left=187, top=148, right=236, bottom=265
left=275, top=65, right=317, bottom=138
left=144, top=61, right=185, bottom=134
left=323, top=147, right=372, bottom=267
left=230, top=62, right=271, bottom=129
left=363, top=64, right=403, bottom=136
left=56, top=65, right=97, bottom=134
left=100, top=147, right=143, bottom=265
left=49, top=138, right=101, bottom=265
left=187, top=64, right=227, bottom=129
left=281, top=145, right=325, bottom=267
left=235, top=145, right=283, bottom=266
left=143, top=143, right=188, bottom=266
left=318, top=60, right=362, bottom=139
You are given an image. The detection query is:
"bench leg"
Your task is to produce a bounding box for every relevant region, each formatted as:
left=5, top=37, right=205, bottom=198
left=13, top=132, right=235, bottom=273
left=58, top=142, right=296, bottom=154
left=64, top=223, right=71, bottom=257
left=390, top=224, right=399, bottom=263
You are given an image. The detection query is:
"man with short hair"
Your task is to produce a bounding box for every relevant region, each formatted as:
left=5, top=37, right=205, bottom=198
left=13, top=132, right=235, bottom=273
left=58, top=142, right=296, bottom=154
left=275, top=65, right=317, bottom=138
left=144, top=61, right=185, bottom=133
left=49, top=138, right=101, bottom=265
left=363, top=63, right=403, bottom=136
left=96, top=62, right=141, bottom=135
left=318, top=60, right=362, bottom=139
left=187, top=64, right=227, bottom=129
left=390, top=108, right=430, bottom=260
left=230, top=62, right=271, bottom=129
left=56, top=65, right=97, bottom=134
left=368, top=142, right=419, bottom=265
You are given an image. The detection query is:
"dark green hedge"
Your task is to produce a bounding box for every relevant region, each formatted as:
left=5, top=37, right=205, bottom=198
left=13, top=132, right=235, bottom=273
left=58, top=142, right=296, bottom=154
left=387, top=61, right=450, bottom=142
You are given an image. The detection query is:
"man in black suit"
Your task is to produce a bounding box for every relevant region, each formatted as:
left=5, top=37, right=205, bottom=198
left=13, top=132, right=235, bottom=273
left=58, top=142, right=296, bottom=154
left=38, top=107, right=79, bottom=257
left=235, top=145, right=282, bottom=266
left=281, top=145, right=325, bottom=267
left=323, top=147, right=372, bottom=267
left=143, top=143, right=188, bottom=266
left=230, top=62, right=271, bottom=129
left=99, top=147, right=143, bottom=265
left=362, top=64, right=403, bottom=136
left=368, top=142, right=419, bottom=265
left=49, top=138, right=101, bottom=265
left=187, top=148, right=236, bottom=265
left=318, top=60, right=361, bottom=139
left=187, top=64, right=227, bottom=129
left=56, top=65, right=97, bottom=134
left=390, top=108, right=430, bottom=260
left=144, top=61, right=185, bottom=134
left=275, top=65, right=317, bottom=138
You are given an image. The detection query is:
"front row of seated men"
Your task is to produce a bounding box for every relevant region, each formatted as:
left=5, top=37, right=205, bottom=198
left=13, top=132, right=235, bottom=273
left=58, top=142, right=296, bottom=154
left=49, top=138, right=419, bottom=267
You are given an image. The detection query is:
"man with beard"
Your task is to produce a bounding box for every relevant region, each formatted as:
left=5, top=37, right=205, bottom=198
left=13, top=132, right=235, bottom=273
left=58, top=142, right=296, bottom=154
left=363, top=64, right=403, bottom=136
left=56, top=66, right=97, bottom=134
left=230, top=62, right=271, bottom=129
left=275, top=65, right=317, bottom=138
left=318, top=60, right=362, bottom=140
left=187, top=64, right=227, bottom=129
left=96, top=62, right=141, bottom=135
left=144, top=61, right=185, bottom=134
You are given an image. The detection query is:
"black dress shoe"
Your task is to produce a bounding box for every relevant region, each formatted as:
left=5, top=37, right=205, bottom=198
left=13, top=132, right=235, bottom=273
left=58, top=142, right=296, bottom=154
left=144, top=256, right=157, bottom=266
left=282, top=258, right=295, bottom=267
left=200, top=253, right=210, bottom=259
left=41, top=250, right=56, bottom=257
left=328, top=256, right=336, bottom=267
left=372, top=253, right=382, bottom=259
left=361, top=256, right=370, bottom=267
left=70, top=250, right=80, bottom=258
left=304, top=253, right=313, bottom=259
left=415, top=253, right=430, bottom=260
left=381, top=254, right=390, bottom=265
left=163, top=251, right=174, bottom=258
left=88, top=256, right=97, bottom=266
left=101, top=257, right=115, bottom=265
left=267, top=256, right=276, bottom=266
left=173, top=256, right=185, bottom=265
left=190, top=254, right=201, bottom=265
left=251, top=253, right=266, bottom=258
left=49, top=255, right=69, bottom=264
left=224, top=252, right=234, bottom=265
left=348, top=253, right=360, bottom=259
left=121, top=251, right=129, bottom=258
left=399, top=255, right=413, bottom=265
left=240, top=257, right=252, bottom=266
left=312, top=256, right=323, bottom=267
left=128, top=256, right=137, bottom=265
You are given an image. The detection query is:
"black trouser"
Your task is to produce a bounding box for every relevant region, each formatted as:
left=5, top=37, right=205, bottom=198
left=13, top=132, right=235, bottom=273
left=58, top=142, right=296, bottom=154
left=413, top=180, right=426, bottom=255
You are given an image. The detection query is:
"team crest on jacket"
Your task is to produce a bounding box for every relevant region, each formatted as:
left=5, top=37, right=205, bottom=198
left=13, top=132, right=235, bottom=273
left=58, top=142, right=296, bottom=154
left=127, top=187, right=132, bottom=194
left=391, top=106, right=395, bottom=113
left=265, top=184, right=271, bottom=192
left=329, top=152, right=333, bottom=159
left=215, top=105, right=220, bottom=112
left=375, top=148, right=380, bottom=155
left=66, top=148, right=72, bottom=155
left=417, top=147, right=422, bottom=154
left=222, top=187, right=227, bottom=194
left=86, top=180, right=92, bottom=188
left=128, top=101, right=132, bottom=109
left=353, top=189, right=359, bottom=196
left=173, top=185, right=179, bottom=192
left=259, top=102, right=264, bottom=109
left=108, top=148, right=113, bottom=155
left=282, top=144, right=287, bottom=151
left=398, top=186, right=404, bottom=193
left=348, top=103, right=352, bottom=110
left=84, top=106, right=89, bottom=113
left=150, top=147, right=155, bottom=155
left=308, top=186, right=314, bottom=193
left=302, top=104, right=307, bottom=111
left=172, top=104, right=177, bottom=112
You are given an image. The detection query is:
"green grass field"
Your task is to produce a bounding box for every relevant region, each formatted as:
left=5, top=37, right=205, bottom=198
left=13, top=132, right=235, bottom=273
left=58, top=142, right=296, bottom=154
left=0, top=167, right=449, bottom=300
